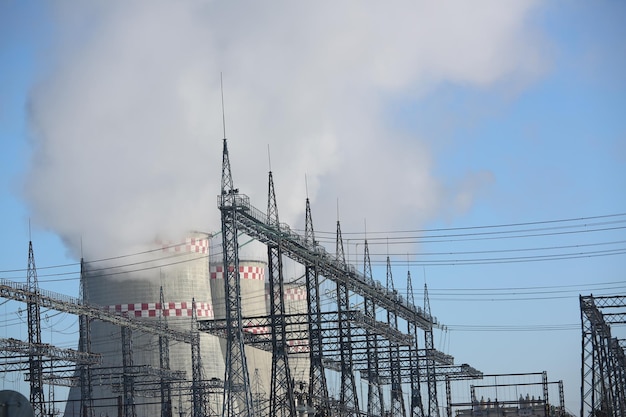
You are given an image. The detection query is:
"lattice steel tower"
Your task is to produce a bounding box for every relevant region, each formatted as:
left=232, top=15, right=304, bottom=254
left=336, top=220, right=360, bottom=416
left=267, top=170, right=297, bottom=417
left=304, top=197, right=330, bottom=416
left=424, top=283, right=439, bottom=417
left=364, top=239, right=384, bottom=417
left=386, top=256, right=406, bottom=417
left=27, top=240, right=47, bottom=417
left=406, top=270, right=425, bottom=417
left=219, top=138, right=256, bottom=417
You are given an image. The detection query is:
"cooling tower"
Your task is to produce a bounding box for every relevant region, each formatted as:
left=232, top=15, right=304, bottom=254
left=64, top=233, right=224, bottom=417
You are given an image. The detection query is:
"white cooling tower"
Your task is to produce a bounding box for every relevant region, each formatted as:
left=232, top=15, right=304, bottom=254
left=64, top=233, right=223, bottom=417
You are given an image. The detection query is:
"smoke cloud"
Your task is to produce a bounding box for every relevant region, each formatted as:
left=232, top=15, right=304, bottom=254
left=23, top=1, right=546, bottom=261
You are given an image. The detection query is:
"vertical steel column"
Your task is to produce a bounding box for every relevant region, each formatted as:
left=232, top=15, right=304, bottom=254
left=445, top=377, right=451, bottom=417
left=363, top=240, right=384, bottom=417
left=424, top=283, right=439, bottom=417
left=386, top=257, right=406, bottom=417
left=78, top=258, right=94, bottom=417
left=407, top=270, right=425, bottom=417
left=27, top=240, right=46, bottom=417
left=558, top=381, right=565, bottom=417
left=191, top=298, right=205, bottom=417
left=159, top=286, right=173, bottom=417
left=336, top=221, right=360, bottom=416
left=304, top=198, right=330, bottom=416
left=542, top=371, right=549, bottom=417
left=267, top=170, right=297, bottom=417
left=121, top=326, right=136, bottom=417
left=219, top=139, right=255, bottom=417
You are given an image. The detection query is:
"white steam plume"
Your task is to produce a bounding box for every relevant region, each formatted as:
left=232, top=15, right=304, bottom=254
left=24, top=1, right=545, bottom=261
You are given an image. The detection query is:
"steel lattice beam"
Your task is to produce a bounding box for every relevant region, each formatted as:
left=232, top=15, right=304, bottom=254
left=580, top=294, right=626, bottom=417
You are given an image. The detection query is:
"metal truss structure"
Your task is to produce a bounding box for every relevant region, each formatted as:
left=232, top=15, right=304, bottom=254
left=445, top=372, right=565, bottom=417
left=580, top=295, right=626, bottom=417
left=1, top=139, right=489, bottom=417
left=0, top=243, right=199, bottom=417
left=213, top=139, right=482, bottom=417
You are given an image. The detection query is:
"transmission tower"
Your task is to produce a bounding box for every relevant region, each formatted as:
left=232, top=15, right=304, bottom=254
left=406, top=270, right=425, bottom=417
left=364, top=239, right=384, bottom=417
left=386, top=257, right=406, bottom=417
left=219, top=138, right=256, bottom=417
left=336, top=220, right=360, bottom=416
left=304, top=197, right=330, bottom=416
left=78, top=258, right=94, bottom=417
left=424, top=283, right=439, bottom=417
left=27, top=240, right=47, bottom=417
left=267, top=170, right=297, bottom=417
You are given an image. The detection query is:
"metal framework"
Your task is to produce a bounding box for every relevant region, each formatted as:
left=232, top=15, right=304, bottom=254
left=406, top=270, right=425, bottom=417
left=336, top=220, right=360, bottom=416
left=159, top=286, right=173, bottom=417
left=27, top=240, right=47, bottom=417
left=304, top=197, right=330, bottom=415
left=267, top=170, right=297, bottom=417
left=580, top=295, right=626, bottom=417
left=209, top=141, right=482, bottom=416
left=364, top=240, right=384, bottom=417
left=387, top=257, right=407, bottom=417
left=219, top=138, right=256, bottom=417
left=78, top=258, right=95, bottom=417
left=424, top=283, right=439, bottom=417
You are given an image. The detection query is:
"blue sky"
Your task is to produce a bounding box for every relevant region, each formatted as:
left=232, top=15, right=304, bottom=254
left=1, top=1, right=625, bottom=415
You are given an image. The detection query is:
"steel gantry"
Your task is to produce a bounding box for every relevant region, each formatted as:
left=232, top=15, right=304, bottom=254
left=580, top=294, right=626, bottom=417
left=1, top=253, right=197, bottom=417
left=211, top=140, right=482, bottom=416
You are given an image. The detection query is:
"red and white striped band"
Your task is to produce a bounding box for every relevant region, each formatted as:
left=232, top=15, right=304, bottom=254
left=284, top=288, right=307, bottom=301
left=157, top=237, right=209, bottom=254
left=104, top=302, right=214, bottom=318
left=210, top=265, right=264, bottom=281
